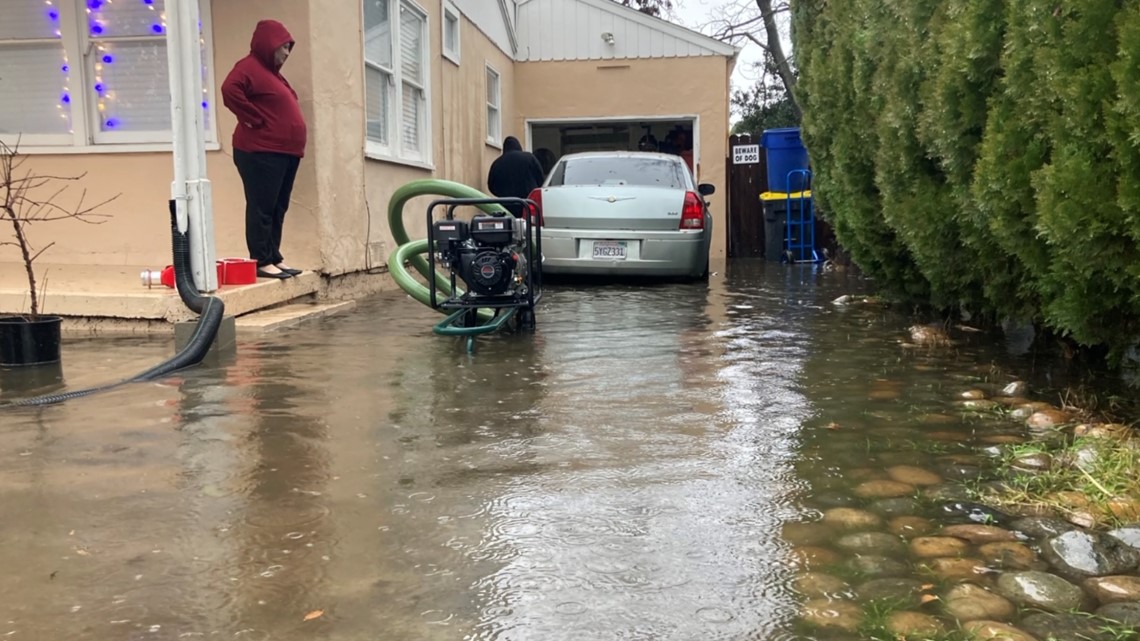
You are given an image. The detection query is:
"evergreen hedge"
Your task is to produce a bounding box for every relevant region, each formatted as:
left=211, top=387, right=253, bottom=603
left=793, top=0, right=1140, bottom=358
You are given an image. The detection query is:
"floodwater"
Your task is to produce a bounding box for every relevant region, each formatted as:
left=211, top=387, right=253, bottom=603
left=0, top=261, right=1116, bottom=640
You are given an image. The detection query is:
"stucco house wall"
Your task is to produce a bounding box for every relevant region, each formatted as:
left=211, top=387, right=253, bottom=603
left=1, top=0, right=734, bottom=285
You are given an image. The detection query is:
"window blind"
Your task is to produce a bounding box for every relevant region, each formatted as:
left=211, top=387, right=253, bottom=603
left=365, top=66, right=391, bottom=145
left=0, top=43, right=73, bottom=136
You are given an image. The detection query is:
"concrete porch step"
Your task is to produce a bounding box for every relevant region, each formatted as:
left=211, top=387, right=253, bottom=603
left=234, top=300, right=356, bottom=333
left=0, top=263, right=323, bottom=330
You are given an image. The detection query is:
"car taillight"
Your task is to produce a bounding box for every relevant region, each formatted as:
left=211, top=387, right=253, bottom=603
left=680, top=191, right=704, bottom=230
left=526, top=188, right=543, bottom=226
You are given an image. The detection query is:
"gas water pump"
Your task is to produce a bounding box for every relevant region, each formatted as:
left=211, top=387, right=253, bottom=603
left=428, top=197, right=542, bottom=330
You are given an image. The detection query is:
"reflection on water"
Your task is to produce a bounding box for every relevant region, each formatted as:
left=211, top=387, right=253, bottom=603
left=0, top=261, right=1102, bottom=639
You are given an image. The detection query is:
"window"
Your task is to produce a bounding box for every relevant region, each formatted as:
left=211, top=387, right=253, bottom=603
left=485, top=65, right=501, bottom=146
left=0, top=0, right=216, bottom=149
left=364, top=0, right=430, bottom=165
left=442, top=1, right=460, bottom=65
left=550, top=156, right=689, bottom=189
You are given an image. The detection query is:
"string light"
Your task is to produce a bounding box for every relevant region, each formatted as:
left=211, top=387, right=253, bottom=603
left=39, top=0, right=206, bottom=134
left=45, top=1, right=74, bottom=133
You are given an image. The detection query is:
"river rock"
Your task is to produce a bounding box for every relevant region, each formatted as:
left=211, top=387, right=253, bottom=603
left=941, top=524, right=1022, bottom=544
left=836, top=532, right=906, bottom=555
left=887, top=611, right=944, bottom=638
left=800, top=599, right=861, bottom=632
left=922, top=412, right=960, bottom=424
left=855, top=578, right=926, bottom=606
left=929, top=431, right=973, bottom=443
left=922, top=557, right=991, bottom=583
left=909, top=324, right=951, bottom=346
left=993, top=395, right=1031, bottom=406
left=1011, top=452, right=1053, bottom=472
left=888, top=516, right=935, bottom=538
left=794, top=572, right=851, bottom=598
left=877, top=451, right=929, bottom=467
left=1065, top=442, right=1107, bottom=469
left=1000, top=381, right=1029, bottom=396
left=1107, top=497, right=1140, bottom=522
left=940, top=501, right=1014, bottom=527
left=1107, top=526, right=1140, bottom=550
left=978, top=542, right=1040, bottom=570
left=1020, top=612, right=1122, bottom=641
left=1095, top=602, right=1140, bottom=626
left=910, top=536, right=969, bottom=558
left=868, top=497, right=921, bottom=517
left=960, top=399, right=999, bottom=411
left=791, top=546, right=841, bottom=569
left=869, top=388, right=901, bottom=401
left=886, top=465, right=943, bottom=486
left=924, top=484, right=974, bottom=502
left=1026, top=409, right=1073, bottom=430
left=1072, top=423, right=1133, bottom=441
left=1082, top=575, right=1140, bottom=604
left=1040, top=530, right=1140, bottom=580
left=1012, top=516, right=1077, bottom=540
left=962, top=620, right=1039, bottom=641
left=937, top=462, right=987, bottom=480
left=822, top=507, right=883, bottom=530
left=843, top=555, right=909, bottom=579
left=853, top=480, right=915, bottom=499
left=811, top=491, right=861, bottom=508
left=783, top=522, right=833, bottom=546
left=996, top=571, right=1088, bottom=612
left=943, top=583, right=1016, bottom=621
left=980, top=434, right=1026, bottom=445
left=960, top=389, right=988, bottom=400
left=848, top=467, right=889, bottom=481
left=1065, top=510, right=1100, bottom=529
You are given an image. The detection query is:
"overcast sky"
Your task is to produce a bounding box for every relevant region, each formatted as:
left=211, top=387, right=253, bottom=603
left=667, top=0, right=775, bottom=99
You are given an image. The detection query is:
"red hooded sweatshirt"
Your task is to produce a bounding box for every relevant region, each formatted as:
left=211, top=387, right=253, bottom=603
left=221, top=20, right=307, bottom=157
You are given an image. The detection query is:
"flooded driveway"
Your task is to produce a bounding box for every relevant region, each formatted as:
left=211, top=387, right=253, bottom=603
left=0, top=261, right=1130, bottom=640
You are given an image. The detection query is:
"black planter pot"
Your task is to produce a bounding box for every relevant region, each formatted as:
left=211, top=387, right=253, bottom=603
left=0, top=315, right=63, bottom=367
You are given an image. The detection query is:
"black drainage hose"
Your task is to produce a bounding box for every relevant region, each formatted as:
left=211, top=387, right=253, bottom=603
left=1, top=201, right=226, bottom=407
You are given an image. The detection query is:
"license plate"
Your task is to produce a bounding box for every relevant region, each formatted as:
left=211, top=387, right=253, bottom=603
left=592, top=241, right=627, bottom=260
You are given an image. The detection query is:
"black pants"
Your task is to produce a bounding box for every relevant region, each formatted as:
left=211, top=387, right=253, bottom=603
left=233, top=149, right=301, bottom=267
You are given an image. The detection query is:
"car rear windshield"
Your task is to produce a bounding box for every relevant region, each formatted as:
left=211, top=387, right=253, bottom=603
left=548, top=156, right=688, bottom=189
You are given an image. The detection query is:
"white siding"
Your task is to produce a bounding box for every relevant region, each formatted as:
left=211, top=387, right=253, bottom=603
left=516, top=0, right=736, bottom=62
left=453, top=0, right=514, bottom=56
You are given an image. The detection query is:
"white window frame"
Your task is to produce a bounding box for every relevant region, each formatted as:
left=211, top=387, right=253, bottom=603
left=363, top=0, right=433, bottom=168
left=0, top=0, right=219, bottom=153
left=441, top=1, right=460, bottom=66
left=485, top=63, right=501, bottom=148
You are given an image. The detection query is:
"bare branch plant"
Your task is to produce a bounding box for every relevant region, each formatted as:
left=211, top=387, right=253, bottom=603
left=0, top=139, right=116, bottom=318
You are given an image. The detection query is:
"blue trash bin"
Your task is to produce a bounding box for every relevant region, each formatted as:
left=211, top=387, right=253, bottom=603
left=761, top=127, right=810, bottom=193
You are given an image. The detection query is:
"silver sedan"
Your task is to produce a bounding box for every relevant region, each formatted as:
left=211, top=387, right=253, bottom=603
left=527, top=151, right=714, bottom=280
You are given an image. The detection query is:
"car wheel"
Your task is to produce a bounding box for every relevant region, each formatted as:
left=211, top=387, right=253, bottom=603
left=690, top=260, right=710, bottom=283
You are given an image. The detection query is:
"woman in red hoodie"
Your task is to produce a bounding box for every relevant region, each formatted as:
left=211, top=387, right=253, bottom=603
left=222, top=20, right=308, bottom=279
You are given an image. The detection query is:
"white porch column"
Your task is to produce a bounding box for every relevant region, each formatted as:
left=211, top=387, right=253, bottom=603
left=166, top=0, right=216, bottom=292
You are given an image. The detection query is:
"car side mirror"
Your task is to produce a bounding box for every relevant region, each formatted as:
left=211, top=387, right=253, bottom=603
left=697, top=183, right=716, bottom=196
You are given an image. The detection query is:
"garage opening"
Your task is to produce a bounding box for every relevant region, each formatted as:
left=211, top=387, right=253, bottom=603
left=528, top=117, right=698, bottom=179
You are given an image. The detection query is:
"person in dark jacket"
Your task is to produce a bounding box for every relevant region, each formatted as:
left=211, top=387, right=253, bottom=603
left=222, top=19, right=307, bottom=279
left=487, top=136, right=545, bottom=217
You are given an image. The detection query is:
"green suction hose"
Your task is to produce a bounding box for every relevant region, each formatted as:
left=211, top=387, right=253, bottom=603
left=385, top=179, right=511, bottom=323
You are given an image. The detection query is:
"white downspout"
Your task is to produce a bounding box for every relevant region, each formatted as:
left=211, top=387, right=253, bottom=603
left=166, top=0, right=217, bottom=292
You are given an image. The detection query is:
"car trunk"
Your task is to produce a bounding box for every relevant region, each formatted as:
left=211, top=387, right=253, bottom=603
left=541, top=185, right=687, bottom=232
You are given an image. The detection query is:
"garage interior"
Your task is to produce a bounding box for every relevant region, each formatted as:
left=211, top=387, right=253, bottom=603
left=529, top=118, right=697, bottom=177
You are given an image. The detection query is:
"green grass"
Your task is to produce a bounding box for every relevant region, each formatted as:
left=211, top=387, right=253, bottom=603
left=972, top=437, right=1140, bottom=528
left=855, top=598, right=977, bottom=641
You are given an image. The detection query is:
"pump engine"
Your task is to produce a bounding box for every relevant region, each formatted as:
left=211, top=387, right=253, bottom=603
left=432, top=214, right=531, bottom=299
